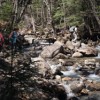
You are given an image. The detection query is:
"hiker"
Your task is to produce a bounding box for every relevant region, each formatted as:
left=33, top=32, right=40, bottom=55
left=9, top=28, right=19, bottom=51
left=69, top=26, right=78, bottom=41
left=0, top=32, right=4, bottom=51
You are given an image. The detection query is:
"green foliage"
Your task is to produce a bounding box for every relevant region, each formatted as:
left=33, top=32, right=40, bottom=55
left=66, top=15, right=83, bottom=26
left=52, top=0, right=83, bottom=26
left=0, top=1, right=12, bottom=21
left=1, top=0, right=97, bottom=31
left=53, top=9, right=64, bottom=23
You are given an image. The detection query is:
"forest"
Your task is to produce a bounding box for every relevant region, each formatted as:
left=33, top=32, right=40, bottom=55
left=0, top=0, right=100, bottom=38
left=0, top=0, right=100, bottom=100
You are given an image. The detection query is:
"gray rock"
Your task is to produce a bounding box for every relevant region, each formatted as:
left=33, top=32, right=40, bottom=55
left=72, top=52, right=83, bottom=58
left=77, top=47, right=98, bottom=57
left=41, top=41, right=63, bottom=58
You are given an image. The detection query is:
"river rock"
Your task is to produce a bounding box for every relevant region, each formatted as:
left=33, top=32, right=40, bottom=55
left=77, top=47, right=98, bottom=57
left=81, top=43, right=88, bottom=48
left=61, top=61, right=74, bottom=66
left=95, top=68, right=100, bottom=75
left=86, top=82, right=100, bottom=91
left=39, top=80, right=67, bottom=100
left=70, top=81, right=84, bottom=93
left=62, top=77, right=72, bottom=82
left=72, top=52, right=83, bottom=58
left=72, top=41, right=81, bottom=49
left=24, top=35, right=34, bottom=44
left=41, top=41, right=63, bottom=58
left=81, top=89, right=89, bottom=95
left=54, top=53, right=69, bottom=59
left=55, top=75, right=62, bottom=83
left=33, top=90, right=49, bottom=100
left=66, top=40, right=74, bottom=50
left=31, top=56, right=44, bottom=62
left=35, top=61, right=49, bottom=76
left=49, top=63, right=62, bottom=74
left=84, top=59, right=96, bottom=65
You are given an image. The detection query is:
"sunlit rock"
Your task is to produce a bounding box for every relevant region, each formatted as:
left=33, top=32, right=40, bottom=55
left=72, top=52, right=83, bottom=58
left=41, top=41, right=63, bottom=58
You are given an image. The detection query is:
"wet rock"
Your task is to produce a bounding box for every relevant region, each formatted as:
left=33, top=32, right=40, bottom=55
left=54, top=53, right=69, bottom=59
left=86, top=82, right=100, bottom=91
left=38, top=80, right=67, bottom=100
left=35, top=61, right=49, bottom=76
left=33, top=91, right=49, bottom=100
left=77, top=47, right=98, bottom=57
left=63, top=45, right=72, bottom=54
left=88, top=92, right=100, bottom=100
left=55, top=85, right=67, bottom=100
left=41, top=41, right=63, bottom=58
left=95, top=68, right=100, bottom=75
left=72, top=52, right=83, bottom=58
left=60, top=60, right=74, bottom=66
left=49, top=63, right=62, bottom=74
left=70, top=81, right=85, bottom=93
left=81, top=89, right=89, bottom=95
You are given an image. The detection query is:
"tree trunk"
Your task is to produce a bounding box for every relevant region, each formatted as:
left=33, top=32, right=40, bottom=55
left=43, top=0, right=53, bottom=28
left=83, top=0, right=100, bottom=37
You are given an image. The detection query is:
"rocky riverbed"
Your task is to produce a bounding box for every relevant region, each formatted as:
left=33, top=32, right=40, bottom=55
left=0, top=34, right=100, bottom=100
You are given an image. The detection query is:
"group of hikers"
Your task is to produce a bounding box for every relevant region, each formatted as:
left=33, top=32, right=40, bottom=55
left=0, top=28, right=23, bottom=52
left=0, top=25, right=80, bottom=53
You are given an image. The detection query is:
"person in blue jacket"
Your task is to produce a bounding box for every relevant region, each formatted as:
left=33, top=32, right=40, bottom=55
left=9, top=28, right=19, bottom=50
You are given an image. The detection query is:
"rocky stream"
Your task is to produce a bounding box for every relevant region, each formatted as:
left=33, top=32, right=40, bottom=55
left=0, top=33, right=100, bottom=100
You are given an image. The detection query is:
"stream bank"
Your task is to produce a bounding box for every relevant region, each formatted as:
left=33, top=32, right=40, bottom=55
left=0, top=34, right=100, bottom=100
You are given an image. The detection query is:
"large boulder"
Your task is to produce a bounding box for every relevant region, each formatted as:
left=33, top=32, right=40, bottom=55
left=77, top=47, right=98, bottom=57
left=41, top=41, right=63, bottom=58
left=66, top=40, right=74, bottom=50
left=72, top=52, right=83, bottom=58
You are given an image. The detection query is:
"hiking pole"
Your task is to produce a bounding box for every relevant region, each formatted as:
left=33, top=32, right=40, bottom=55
left=9, top=43, right=14, bottom=99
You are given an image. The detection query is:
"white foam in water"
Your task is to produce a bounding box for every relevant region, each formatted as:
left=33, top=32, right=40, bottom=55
left=96, top=46, right=100, bottom=50
left=46, top=61, right=62, bottom=74
left=88, top=74, right=100, bottom=81
left=67, top=66, right=74, bottom=71
left=95, top=45, right=100, bottom=58
left=40, top=42, right=51, bottom=45
left=62, top=84, right=75, bottom=99
left=96, top=53, right=100, bottom=58
left=61, top=65, right=81, bottom=77
left=61, top=70, right=79, bottom=78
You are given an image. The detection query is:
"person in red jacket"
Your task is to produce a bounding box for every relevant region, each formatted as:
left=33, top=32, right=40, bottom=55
left=0, top=32, right=4, bottom=51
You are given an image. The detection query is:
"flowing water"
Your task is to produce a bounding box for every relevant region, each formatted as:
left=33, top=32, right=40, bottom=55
left=95, top=45, right=100, bottom=59
left=87, top=74, right=100, bottom=82
left=63, top=84, right=75, bottom=99
left=22, top=39, right=100, bottom=99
